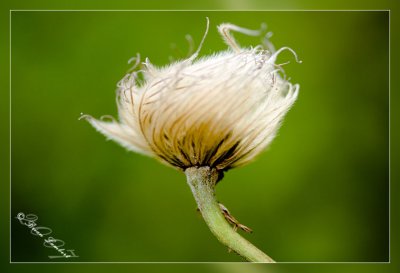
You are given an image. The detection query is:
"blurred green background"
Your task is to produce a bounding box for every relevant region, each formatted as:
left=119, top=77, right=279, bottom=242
left=11, top=11, right=388, bottom=262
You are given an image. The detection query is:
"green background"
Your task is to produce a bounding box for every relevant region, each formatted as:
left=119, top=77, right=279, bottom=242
left=10, top=11, right=389, bottom=263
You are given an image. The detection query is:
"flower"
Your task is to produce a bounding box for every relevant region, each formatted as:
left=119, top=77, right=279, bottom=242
left=81, top=20, right=300, bottom=172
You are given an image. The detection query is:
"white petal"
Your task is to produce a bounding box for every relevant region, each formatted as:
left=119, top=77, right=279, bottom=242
left=81, top=115, right=152, bottom=156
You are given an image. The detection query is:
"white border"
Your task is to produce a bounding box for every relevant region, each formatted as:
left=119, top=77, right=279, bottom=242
left=9, top=9, right=391, bottom=264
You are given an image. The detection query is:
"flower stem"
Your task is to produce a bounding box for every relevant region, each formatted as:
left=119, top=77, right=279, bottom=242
left=185, top=166, right=275, bottom=262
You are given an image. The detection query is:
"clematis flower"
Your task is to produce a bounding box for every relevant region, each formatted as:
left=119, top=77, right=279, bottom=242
left=81, top=20, right=300, bottom=173
left=81, top=19, right=301, bottom=262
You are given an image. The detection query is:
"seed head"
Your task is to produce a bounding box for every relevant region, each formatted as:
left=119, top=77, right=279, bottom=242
left=82, top=19, right=301, bottom=172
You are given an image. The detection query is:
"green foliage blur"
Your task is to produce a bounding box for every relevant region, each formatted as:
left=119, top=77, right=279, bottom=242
left=11, top=11, right=388, bottom=262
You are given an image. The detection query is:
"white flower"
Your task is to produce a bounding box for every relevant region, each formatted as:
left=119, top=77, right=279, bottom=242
left=82, top=20, right=300, bottom=172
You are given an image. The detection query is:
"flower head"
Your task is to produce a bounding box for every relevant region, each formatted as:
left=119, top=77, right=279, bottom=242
left=82, top=20, right=300, bottom=172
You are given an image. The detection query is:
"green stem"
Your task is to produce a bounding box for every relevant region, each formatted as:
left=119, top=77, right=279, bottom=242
left=185, top=166, right=275, bottom=263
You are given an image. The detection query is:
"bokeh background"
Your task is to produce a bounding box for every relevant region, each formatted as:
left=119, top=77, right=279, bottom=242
left=11, top=11, right=388, bottom=262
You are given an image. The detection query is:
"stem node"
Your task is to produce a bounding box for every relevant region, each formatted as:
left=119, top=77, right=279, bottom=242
left=185, top=166, right=275, bottom=262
